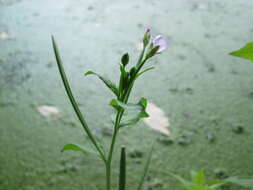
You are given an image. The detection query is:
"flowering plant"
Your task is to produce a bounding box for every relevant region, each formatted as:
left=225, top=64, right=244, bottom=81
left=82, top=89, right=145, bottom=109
left=52, top=29, right=167, bottom=190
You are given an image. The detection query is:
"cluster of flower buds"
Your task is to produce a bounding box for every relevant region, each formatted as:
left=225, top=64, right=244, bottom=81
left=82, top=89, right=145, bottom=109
left=144, top=28, right=168, bottom=59
left=118, top=29, right=167, bottom=100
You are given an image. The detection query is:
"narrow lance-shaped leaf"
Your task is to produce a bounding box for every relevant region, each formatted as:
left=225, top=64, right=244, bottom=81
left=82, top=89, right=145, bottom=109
left=136, top=67, right=155, bottom=79
left=229, top=42, right=253, bottom=62
left=207, top=180, right=227, bottom=189
left=137, top=143, right=154, bottom=190
left=119, top=147, right=126, bottom=190
left=224, top=176, right=253, bottom=188
left=61, top=143, right=98, bottom=156
left=170, top=173, right=194, bottom=189
left=51, top=36, right=105, bottom=162
left=85, top=71, right=119, bottom=97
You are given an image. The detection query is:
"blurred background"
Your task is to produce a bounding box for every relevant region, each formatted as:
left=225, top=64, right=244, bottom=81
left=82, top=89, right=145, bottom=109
left=0, top=0, right=253, bottom=190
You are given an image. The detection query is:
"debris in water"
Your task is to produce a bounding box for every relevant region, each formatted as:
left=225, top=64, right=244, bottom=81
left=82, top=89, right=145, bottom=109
left=177, top=135, right=192, bottom=145
left=206, top=132, right=216, bottom=142
left=0, top=32, right=14, bottom=40
left=128, top=149, right=143, bottom=159
left=231, top=125, right=244, bottom=134
left=101, top=127, right=113, bottom=137
left=214, top=168, right=228, bottom=179
left=37, top=105, right=60, bottom=118
left=156, top=135, right=173, bottom=146
left=143, top=103, right=170, bottom=135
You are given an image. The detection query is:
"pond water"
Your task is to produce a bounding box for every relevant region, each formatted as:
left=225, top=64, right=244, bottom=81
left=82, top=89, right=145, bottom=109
left=0, top=0, right=253, bottom=190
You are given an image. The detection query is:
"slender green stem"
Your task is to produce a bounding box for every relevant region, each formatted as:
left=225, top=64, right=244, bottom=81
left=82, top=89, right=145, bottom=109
left=105, top=45, right=148, bottom=190
left=52, top=36, right=106, bottom=163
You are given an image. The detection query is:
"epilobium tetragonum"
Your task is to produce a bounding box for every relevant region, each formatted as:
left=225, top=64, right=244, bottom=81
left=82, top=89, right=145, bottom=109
left=52, top=28, right=167, bottom=190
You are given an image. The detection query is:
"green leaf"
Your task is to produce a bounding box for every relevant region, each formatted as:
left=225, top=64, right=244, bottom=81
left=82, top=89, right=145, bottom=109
left=85, top=71, right=96, bottom=75
left=61, top=143, right=96, bottom=155
left=85, top=71, right=119, bottom=97
left=225, top=176, right=253, bottom=188
left=188, top=185, right=212, bottom=190
left=119, top=147, right=126, bottom=190
left=109, top=98, right=149, bottom=128
left=229, top=42, right=253, bottom=62
left=171, top=173, right=194, bottom=189
left=137, top=143, right=154, bottom=190
left=136, top=67, right=155, bottom=78
left=191, top=170, right=205, bottom=185
left=207, top=180, right=226, bottom=189
left=52, top=36, right=106, bottom=162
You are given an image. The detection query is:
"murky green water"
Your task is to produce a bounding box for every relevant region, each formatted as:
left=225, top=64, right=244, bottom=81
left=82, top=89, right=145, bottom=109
left=1, top=0, right=253, bottom=190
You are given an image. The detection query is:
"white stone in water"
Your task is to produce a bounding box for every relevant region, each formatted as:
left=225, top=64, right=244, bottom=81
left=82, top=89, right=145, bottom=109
left=0, top=32, right=13, bottom=40
left=143, top=102, right=170, bottom=135
left=37, top=105, right=60, bottom=118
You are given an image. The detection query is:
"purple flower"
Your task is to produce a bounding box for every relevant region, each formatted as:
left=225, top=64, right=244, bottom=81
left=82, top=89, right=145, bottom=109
left=152, top=35, right=167, bottom=53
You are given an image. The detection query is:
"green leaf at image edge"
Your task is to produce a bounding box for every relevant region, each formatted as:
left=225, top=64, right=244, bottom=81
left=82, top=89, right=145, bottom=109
left=229, top=42, right=253, bottom=62
left=225, top=176, right=253, bottom=188
left=191, top=170, right=205, bottom=185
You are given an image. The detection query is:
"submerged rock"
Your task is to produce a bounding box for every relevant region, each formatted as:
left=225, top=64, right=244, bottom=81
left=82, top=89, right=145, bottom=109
left=128, top=149, right=143, bottom=159
left=177, top=135, right=192, bottom=145
left=156, top=135, right=173, bottom=146
left=206, top=132, right=216, bottom=142
left=231, top=125, right=244, bottom=134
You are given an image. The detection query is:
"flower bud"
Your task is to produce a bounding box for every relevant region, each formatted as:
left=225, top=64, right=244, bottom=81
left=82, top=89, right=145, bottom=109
left=145, top=46, right=160, bottom=59
left=143, top=28, right=151, bottom=47
left=121, top=53, right=129, bottom=67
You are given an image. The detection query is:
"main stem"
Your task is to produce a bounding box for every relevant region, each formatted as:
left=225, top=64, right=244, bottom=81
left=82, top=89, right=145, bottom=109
left=105, top=44, right=147, bottom=190
left=106, top=110, right=123, bottom=190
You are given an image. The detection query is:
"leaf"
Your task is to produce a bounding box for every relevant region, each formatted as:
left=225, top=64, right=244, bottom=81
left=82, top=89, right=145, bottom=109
left=191, top=170, right=205, bottom=185
left=61, top=143, right=96, bottom=155
left=119, top=147, right=126, bottom=190
left=207, top=180, right=226, bottom=189
left=225, top=176, right=253, bottom=188
left=52, top=36, right=106, bottom=162
left=109, top=98, right=149, bottom=127
left=136, top=67, right=155, bottom=78
left=137, top=143, right=154, bottom=190
left=170, top=173, right=194, bottom=189
left=188, top=185, right=213, bottom=190
left=229, top=42, right=253, bottom=62
left=85, top=71, right=119, bottom=97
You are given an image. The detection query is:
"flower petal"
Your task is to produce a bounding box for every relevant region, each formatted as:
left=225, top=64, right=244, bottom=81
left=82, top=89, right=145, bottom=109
left=152, top=35, right=167, bottom=53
